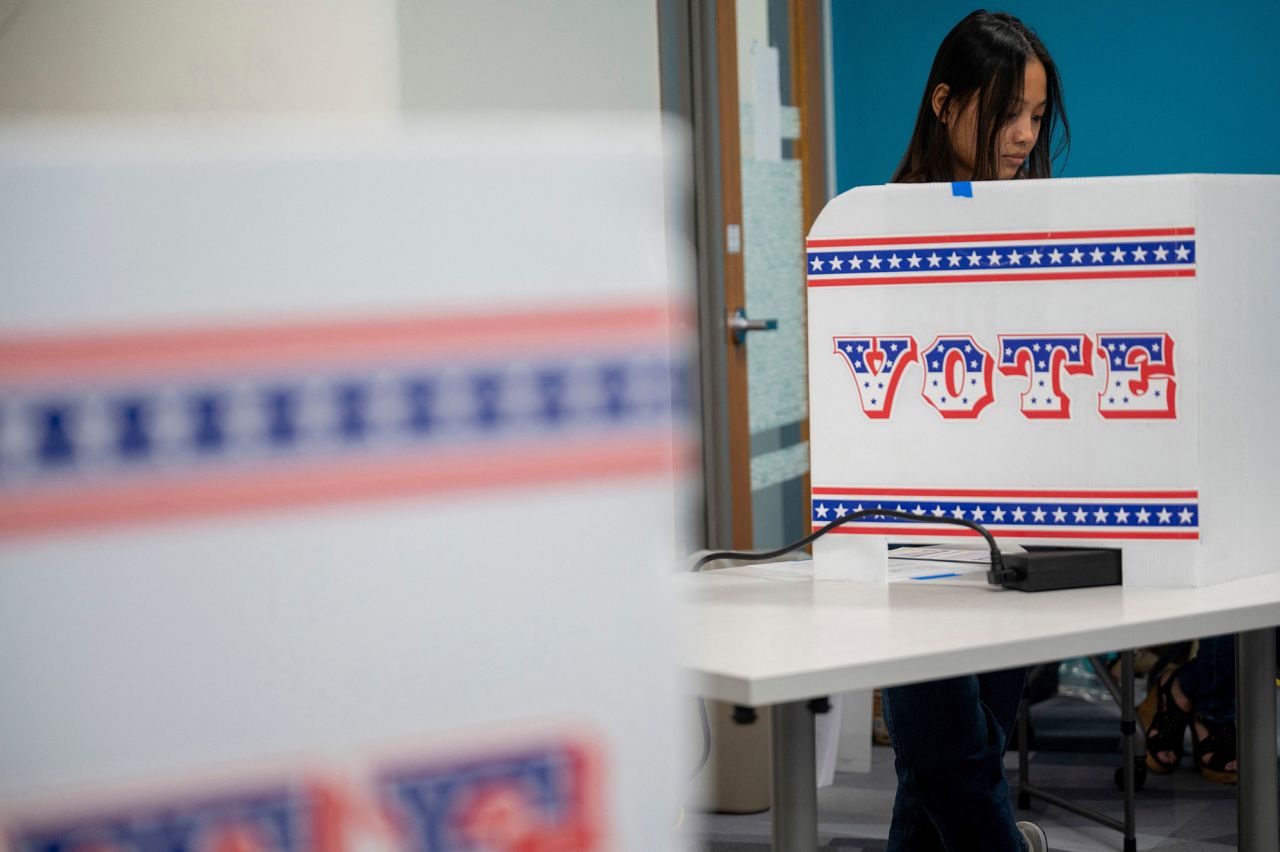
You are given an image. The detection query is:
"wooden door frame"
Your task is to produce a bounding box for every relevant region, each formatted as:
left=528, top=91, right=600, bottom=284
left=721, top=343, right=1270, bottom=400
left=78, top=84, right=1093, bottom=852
left=713, top=0, right=753, bottom=550
left=662, top=0, right=829, bottom=552
left=718, top=0, right=829, bottom=550
left=790, top=0, right=828, bottom=538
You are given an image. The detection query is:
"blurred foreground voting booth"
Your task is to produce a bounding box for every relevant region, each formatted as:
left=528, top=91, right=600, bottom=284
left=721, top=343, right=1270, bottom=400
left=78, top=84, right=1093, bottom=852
left=0, top=121, right=691, bottom=851
left=806, top=174, right=1280, bottom=587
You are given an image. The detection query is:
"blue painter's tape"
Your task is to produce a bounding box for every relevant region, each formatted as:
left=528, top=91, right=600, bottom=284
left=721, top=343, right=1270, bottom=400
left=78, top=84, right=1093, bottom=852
left=951, top=181, right=973, bottom=198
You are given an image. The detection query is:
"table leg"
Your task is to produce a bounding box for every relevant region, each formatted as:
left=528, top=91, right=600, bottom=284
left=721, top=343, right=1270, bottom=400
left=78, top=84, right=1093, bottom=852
left=771, top=700, right=817, bottom=852
left=1236, top=627, right=1278, bottom=852
left=1121, top=650, right=1137, bottom=852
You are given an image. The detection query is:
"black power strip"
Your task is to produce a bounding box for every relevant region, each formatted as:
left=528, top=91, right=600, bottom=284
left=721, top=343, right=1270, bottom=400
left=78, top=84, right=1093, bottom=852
left=694, top=508, right=1124, bottom=594
left=988, top=546, right=1122, bottom=592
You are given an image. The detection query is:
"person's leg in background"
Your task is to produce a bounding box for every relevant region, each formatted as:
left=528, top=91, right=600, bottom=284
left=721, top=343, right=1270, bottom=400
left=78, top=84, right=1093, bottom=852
left=881, top=667, right=1028, bottom=851
left=1142, top=634, right=1238, bottom=782
left=1175, top=634, right=1237, bottom=782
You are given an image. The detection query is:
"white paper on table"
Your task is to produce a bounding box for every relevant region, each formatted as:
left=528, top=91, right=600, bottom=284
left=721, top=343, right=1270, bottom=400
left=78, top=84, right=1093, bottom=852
left=888, top=545, right=993, bottom=564
left=888, top=557, right=990, bottom=584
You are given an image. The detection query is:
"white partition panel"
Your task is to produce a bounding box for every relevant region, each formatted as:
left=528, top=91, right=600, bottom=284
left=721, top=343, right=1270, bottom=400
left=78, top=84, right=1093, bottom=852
left=0, top=119, right=691, bottom=852
left=806, top=174, right=1280, bottom=587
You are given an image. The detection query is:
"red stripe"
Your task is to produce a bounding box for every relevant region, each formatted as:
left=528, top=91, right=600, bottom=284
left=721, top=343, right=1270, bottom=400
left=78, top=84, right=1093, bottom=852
left=807, top=269, right=1196, bottom=288
left=806, top=227, right=1196, bottom=248
left=815, top=525, right=1198, bottom=541
left=0, top=302, right=677, bottom=383
left=0, top=436, right=682, bottom=540
left=1098, top=410, right=1181, bottom=420
left=811, top=487, right=1198, bottom=499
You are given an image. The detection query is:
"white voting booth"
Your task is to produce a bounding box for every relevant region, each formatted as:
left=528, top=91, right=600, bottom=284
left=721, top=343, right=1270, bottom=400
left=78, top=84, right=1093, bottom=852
left=807, top=174, right=1280, bottom=587
left=0, top=122, right=690, bottom=852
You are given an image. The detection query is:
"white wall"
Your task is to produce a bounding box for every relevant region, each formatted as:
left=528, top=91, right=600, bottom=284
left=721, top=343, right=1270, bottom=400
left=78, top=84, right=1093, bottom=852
left=0, top=0, right=400, bottom=115
left=0, top=0, right=662, bottom=116
left=397, top=0, right=661, bottom=112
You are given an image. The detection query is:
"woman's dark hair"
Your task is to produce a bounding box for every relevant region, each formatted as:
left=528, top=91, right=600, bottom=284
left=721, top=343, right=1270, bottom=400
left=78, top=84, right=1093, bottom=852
left=891, top=10, right=1069, bottom=183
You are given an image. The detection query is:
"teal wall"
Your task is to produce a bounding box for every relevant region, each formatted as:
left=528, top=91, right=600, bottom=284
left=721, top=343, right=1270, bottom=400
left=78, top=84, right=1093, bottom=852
left=831, top=1, right=1280, bottom=190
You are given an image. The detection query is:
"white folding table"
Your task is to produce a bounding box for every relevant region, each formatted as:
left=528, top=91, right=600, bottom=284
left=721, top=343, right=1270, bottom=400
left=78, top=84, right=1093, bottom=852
left=679, top=563, right=1280, bottom=851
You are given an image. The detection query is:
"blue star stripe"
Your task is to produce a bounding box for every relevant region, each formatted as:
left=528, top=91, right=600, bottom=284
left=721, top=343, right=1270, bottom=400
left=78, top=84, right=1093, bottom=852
left=807, top=240, right=1196, bottom=274
left=1, top=356, right=686, bottom=486
left=190, top=392, right=228, bottom=452
left=35, top=404, right=77, bottom=467
left=599, top=363, right=631, bottom=420
left=403, top=378, right=438, bottom=435
left=336, top=381, right=371, bottom=441
left=264, top=386, right=300, bottom=446
left=114, top=397, right=152, bottom=460
left=536, top=370, right=569, bottom=424
left=811, top=499, right=1198, bottom=526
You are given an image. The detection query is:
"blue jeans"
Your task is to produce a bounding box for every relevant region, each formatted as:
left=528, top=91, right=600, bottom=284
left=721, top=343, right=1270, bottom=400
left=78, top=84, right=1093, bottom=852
left=882, top=667, right=1028, bottom=851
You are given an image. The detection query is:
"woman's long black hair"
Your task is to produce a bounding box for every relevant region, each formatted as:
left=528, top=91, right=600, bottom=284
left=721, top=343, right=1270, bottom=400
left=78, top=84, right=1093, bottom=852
left=891, top=10, right=1069, bottom=183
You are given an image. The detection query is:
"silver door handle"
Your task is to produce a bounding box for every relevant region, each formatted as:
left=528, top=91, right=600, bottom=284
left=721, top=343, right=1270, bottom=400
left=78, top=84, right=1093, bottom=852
left=728, top=307, right=778, bottom=345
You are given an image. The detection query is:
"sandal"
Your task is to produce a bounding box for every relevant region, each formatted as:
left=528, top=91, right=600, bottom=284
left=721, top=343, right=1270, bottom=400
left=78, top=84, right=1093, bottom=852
left=1191, top=714, right=1238, bottom=784
left=1137, top=669, right=1190, bottom=774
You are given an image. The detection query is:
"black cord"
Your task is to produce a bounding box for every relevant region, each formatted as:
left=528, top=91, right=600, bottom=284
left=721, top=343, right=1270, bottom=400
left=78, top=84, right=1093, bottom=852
left=692, top=507, right=1009, bottom=580
left=686, top=510, right=1012, bottom=791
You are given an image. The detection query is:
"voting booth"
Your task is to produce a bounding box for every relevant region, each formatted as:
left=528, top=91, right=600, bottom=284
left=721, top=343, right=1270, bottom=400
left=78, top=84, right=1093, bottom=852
left=807, top=174, right=1280, bottom=587
left=0, top=121, right=690, bottom=851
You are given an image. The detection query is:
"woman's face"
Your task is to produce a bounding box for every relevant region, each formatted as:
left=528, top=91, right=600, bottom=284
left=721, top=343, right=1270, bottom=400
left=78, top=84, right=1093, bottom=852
left=935, top=57, right=1048, bottom=180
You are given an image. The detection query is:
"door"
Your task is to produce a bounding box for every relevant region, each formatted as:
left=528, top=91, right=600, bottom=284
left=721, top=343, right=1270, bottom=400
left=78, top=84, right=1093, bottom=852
left=658, top=0, right=834, bottom=814
left=660, top=0, right=830, bottom=553
left=723, top=0, right=828, bottom=551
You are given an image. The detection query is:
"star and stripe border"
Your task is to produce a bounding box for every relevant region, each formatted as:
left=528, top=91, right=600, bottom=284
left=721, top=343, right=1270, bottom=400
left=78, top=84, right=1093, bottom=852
left=806, top=227, right=1196, bottom=288
left=0, top=301, right=685, bottom=539
left=810, top=486, right=1199, bottom=541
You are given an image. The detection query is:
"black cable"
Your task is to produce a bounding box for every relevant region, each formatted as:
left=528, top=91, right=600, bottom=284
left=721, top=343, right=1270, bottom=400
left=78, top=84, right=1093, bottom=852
left=692, top=507, right=1009, bottom=581
left=687, top=509, right=1011, bottom=784
left=685, top=510, right=1013, bottom=794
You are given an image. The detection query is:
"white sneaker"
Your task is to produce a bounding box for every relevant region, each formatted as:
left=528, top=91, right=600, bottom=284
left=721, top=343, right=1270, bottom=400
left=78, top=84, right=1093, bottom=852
left=1017, top=821, right=1048, bottom=852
